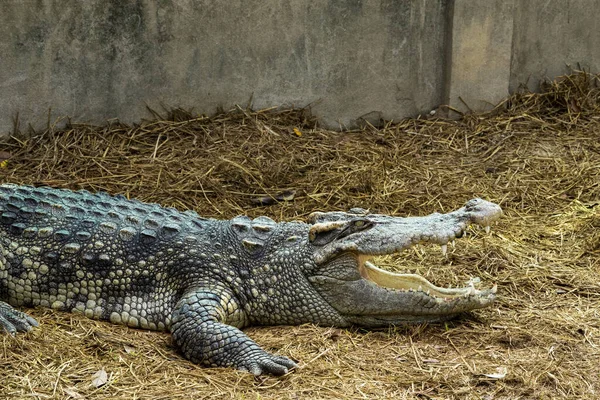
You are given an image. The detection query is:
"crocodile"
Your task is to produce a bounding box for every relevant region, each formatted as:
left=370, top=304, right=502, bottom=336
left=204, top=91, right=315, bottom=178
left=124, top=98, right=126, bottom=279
left=0, top=184, right=502, bottom=375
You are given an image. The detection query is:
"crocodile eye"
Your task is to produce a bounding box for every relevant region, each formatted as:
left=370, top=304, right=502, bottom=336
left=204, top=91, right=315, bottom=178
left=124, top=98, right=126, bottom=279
left=354, top=220, right=368, bottom=228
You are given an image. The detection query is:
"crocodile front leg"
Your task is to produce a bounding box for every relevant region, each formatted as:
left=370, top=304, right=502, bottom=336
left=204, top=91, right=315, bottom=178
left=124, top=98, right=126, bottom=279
left=170, top=284, right=297, bottom=376
left=0, top=301, right=39, bottom=334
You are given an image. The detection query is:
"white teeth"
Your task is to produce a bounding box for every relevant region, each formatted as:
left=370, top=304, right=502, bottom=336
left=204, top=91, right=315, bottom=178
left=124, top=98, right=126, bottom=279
left=491, top=284, right=498, bottom=294
left=466, top=277, right=481, bottom=286
left=441, top=244, right=447, bottom=256
left=418, top=285, right=423, bottom=292
left=485, top=225, right=491, bottom=234
left=451, top=240, right=455, bottom=248
left=462, top=286, right=479, bottom=298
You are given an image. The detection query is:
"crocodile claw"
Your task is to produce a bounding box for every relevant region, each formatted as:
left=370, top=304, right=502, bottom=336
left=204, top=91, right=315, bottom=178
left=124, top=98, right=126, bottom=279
left=241, top=353, right=298, bottom=376
left=0, top=301, right=39, bottom=335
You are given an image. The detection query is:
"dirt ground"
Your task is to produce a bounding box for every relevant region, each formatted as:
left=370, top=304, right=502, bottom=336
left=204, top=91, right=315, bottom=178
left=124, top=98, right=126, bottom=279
left=1, top=73, right=599, bottom=399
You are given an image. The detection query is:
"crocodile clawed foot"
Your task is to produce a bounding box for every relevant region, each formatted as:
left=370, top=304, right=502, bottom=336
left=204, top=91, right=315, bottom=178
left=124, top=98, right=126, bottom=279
left=0, top=301, right=39, bottom=335
left=241, top=352, right=298, bottom=376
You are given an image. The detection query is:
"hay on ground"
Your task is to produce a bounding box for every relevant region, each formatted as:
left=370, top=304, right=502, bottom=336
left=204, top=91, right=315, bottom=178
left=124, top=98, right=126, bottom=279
left=1, top=71, right=600, bottom=399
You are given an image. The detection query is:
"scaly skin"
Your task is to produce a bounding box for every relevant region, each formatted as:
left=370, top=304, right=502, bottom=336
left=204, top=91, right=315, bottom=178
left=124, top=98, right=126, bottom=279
left=0, top=184, right=502, bottom=375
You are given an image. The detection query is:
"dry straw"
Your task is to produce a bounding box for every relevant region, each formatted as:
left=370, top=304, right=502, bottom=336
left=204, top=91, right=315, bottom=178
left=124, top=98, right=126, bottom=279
left=1, top=71, right=599, bottom=399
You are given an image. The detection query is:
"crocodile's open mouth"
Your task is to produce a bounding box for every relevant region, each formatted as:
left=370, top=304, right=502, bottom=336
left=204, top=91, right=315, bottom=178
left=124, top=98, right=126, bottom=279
left=308, top=198, right=501, bottom=325
left=357, top=255, right=497, bottom=299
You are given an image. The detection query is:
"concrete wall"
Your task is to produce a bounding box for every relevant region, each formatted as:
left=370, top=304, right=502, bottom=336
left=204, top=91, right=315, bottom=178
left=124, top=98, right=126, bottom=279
left=445, top=0, right=515, bottom=112
left=510, top=0, right=600, bottom=92
left=0, top=0, right=599, bottom=134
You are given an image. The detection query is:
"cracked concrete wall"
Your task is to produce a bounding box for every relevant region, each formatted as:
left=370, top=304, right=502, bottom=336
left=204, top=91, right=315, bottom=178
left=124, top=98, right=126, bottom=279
left=0, top=0, right=448, bottom=133
left=445, top=0, right=600, bottom=114
left=445, top=0, right=515, bottom=112
left=510, top=0, right=600, bottom=92
left=0, top=0, right=599, bottom=134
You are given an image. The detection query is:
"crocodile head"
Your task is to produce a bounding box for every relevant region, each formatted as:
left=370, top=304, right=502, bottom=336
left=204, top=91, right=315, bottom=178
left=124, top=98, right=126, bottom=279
left=305, top=199, right=502, bottom=327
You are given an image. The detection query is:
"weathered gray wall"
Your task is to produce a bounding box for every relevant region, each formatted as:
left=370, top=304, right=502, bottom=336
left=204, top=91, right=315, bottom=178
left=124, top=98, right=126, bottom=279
left=445, top=0, right=515, bottom=112
left=1, top=0, right=599, bottom=134
left=0, top=0, right=448, bottom=133
left=510, top=0, right=600, bottom=92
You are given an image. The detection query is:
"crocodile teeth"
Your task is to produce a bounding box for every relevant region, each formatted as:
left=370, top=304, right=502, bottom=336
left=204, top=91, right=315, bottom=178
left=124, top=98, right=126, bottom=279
left=441, top=244, right=447, bottom=256
left=485, top=225, right=491, bottom=234
left=491, top=284, right=498, bottom=294
left=466, top=277, right=481, bottom=286
left=451, top=240, right=455, bottom=248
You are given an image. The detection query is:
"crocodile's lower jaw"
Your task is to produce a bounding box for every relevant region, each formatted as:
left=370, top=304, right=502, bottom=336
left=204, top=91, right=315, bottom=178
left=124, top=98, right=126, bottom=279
left=358, top=256, right=497, bottom=299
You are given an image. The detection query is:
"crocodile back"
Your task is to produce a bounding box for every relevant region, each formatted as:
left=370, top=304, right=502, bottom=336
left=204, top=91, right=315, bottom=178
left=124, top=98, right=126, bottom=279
left=0, top=184, right=212, bottom=330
